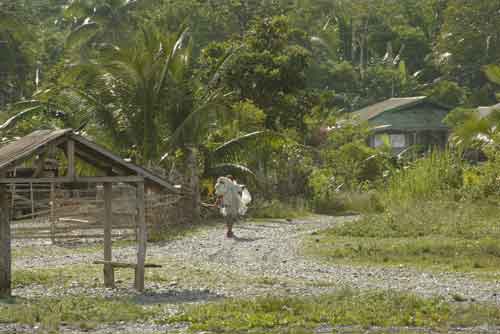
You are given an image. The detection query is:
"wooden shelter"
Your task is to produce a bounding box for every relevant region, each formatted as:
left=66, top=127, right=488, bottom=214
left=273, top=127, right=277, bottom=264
left=0, top=129, right=179, bottom=297
left=352, top=96, right=452, bottom=154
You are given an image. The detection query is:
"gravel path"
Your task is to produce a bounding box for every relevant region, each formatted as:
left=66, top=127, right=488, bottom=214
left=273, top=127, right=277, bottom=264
left=13, top=215, right=500, bottom=303
left=6, top=215, right=500, bottom=333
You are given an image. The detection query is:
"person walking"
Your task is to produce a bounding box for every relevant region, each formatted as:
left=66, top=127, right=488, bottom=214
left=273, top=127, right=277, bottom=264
left=214, top=175, right=243, bottom=238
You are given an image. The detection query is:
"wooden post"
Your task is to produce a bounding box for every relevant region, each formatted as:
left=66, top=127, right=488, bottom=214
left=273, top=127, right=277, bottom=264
left=67, top=140, right=75, bottom=180
left=135, top=181, right=146, bottom=292
left=10, top=168, right=16, bottom=213
left=30, top=182, right=34, bottom=219
left=50, top=182, right=56, bottom=244
left=0, top=186, right=11, bottom=298
left=103, top=182, right=114, bottom=288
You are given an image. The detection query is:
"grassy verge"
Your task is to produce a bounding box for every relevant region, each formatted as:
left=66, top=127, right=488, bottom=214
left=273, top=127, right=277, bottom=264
left=164, top=290, right=500, bottom=333
left=249, top=199, right=311, bottom=219
left=0, top=296, right=160, bottom=332
left=13, top=265, right=102, bottom=289
left=306, top=201, right=500, bottom=274
left=13, top=240, right=136, bottom=259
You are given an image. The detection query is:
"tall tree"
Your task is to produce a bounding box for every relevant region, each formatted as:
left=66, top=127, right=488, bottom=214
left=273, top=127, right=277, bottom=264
left=437, top=0, right=500, bottom=98
left=204, top=15, right=311, bottom=130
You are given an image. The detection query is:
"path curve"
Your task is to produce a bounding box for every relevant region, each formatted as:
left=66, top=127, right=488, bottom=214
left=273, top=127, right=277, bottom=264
left=13, top=216, right=500, bottom=304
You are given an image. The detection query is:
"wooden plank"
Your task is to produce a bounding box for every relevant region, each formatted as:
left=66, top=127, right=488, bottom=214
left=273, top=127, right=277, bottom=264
left=76, top=176, right=145, bottom=183
left=58, top=218, right=89, bottom=224
left=103, top=182, right=114, bottom=288
left=93, top=261, right=162, bottom=268
left=0, top=185, right=11, bottom=297
left=12, top=223, right=138, bottom=233
left=0, top=176, right=146, bottom=184
left=73, top=147, right=123, bottom=174
left=70, top=134, right=178, bottom=193
left=135, top=181, right=146, bottom=291
left=67, top=140, right=75, bottom=179
left=30, top=183, right=34, bottom=218
left=0, top=177, right=72, bottom=184
left=12, top=233, right=135, bottom=240
left=0, top=129, right=71, bottom=172
left=50, top=183, right=56, bottom=244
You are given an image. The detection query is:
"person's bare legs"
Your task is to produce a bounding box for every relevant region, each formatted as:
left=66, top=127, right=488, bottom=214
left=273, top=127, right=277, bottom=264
left=225, top=215, right=235, bottom=238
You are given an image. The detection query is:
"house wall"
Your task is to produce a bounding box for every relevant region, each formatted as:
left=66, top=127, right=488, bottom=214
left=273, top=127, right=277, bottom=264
left=366, top=102, right=450, bottom=153
left=370, top=129, right=449, bottom=153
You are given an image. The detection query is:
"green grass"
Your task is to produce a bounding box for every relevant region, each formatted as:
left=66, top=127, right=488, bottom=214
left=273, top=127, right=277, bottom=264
left=164, top=290, right=500, bottom=333
left=12, top=263, right=152, bottom=289
left=306, top=201, right=500, bottom=274
left=13, top=265, right=101, bottom=288
left=0, top=296, right=159, bottom=332
left=249, top=200, right=311, bottom=219
left=13, top=240, right=135, bottom=259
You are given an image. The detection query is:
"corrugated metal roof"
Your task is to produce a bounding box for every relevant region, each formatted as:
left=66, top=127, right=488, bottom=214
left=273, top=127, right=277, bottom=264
left=70, top=134, right=178, bottom=192
left=0, top=129, right=177, bottom=192
left=0, top=129, right=71, bottom=170
left=352, top=96, right=427, bottom=121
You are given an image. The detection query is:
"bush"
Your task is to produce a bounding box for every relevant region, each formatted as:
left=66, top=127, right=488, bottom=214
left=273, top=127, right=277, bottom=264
left=249, top=199, right=310, bottom=219
left=308, top=200, right=500, bottom=272
left=382, top=150, right=463, bottom=206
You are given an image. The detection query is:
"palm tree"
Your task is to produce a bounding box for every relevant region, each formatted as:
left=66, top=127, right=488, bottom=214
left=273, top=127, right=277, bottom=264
left=0, top=8, right=33, bottom=106
left=4, top=22, right=280, bottom=222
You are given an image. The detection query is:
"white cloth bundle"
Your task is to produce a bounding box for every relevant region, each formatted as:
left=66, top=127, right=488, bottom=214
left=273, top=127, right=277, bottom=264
left=214, top=177, right=251, bottom=216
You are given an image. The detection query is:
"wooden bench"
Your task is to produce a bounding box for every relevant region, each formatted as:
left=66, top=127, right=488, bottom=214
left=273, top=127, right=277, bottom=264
left=93, top=260, right=162, bottom=288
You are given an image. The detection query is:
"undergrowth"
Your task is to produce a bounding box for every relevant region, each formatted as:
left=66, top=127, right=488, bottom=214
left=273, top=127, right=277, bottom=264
left=165, top=290, right=500, bottom=333
left=308, top=200, right=500, bottom=273
left=0, top=296, right=158, bottom=332
left=307, top=150, right=500, bottom=273
left=249, top=199, right=311, bottom=219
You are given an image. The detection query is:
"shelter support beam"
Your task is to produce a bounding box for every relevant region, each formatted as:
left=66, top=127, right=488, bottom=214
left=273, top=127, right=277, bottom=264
left=66, top=140, right=75, bottom=180
left=103, top=182, right=114, bottom=288
left=135, top=181, right=146, bottom=292
left=0, top=186, right=11, bottom=297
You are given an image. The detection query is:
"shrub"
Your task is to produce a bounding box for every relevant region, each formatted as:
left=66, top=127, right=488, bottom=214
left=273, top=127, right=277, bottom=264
left=382, top=150, right=463, bottom=206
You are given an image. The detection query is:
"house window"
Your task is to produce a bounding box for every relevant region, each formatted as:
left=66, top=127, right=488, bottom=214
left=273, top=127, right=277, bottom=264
left=373, top=134, right=386, bottom=148
left=390, top=134, right=406, bottom=148
left=373, top=134, right=406, bottom=148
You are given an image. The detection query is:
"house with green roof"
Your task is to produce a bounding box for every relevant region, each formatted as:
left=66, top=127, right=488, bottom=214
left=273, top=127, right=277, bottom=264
left=352, top=96, right=452, bottom=153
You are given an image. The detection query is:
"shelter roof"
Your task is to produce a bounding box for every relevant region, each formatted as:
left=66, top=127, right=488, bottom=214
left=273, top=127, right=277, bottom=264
left=0, top=129, right=177, bottom=192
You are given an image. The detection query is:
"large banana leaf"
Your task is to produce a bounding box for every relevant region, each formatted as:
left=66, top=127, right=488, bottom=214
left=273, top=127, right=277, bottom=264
left=154, top=27, right=190, bottom=98
left=205, top=163, right=256, bottom=179
left=484, top=65, right=500, bottom=85
left=168, top=91, right=228, bottom=147
left=0, top=106, right=43, bottom=130
left=65, top=20, right=100, bottom=49
left=211, top=130, right=285, bottom=162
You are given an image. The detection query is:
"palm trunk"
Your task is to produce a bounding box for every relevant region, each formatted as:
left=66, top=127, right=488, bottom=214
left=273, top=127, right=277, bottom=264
left=186, top=146, right=201, bottom=223
left=143, top=101, right=156, bottom=163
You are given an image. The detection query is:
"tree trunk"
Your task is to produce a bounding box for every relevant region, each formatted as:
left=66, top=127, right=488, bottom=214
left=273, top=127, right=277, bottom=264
left=143, top=101, right=157, bottom=163
left=186, top=146, right=201, bottom=223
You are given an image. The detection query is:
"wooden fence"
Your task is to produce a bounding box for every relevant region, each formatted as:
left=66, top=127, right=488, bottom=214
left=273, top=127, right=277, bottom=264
left=10, top=183, right=182, bottom=242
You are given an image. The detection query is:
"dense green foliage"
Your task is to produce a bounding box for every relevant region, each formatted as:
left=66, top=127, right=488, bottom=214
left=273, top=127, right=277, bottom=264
left=1, top=0, right=500, bottom=215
